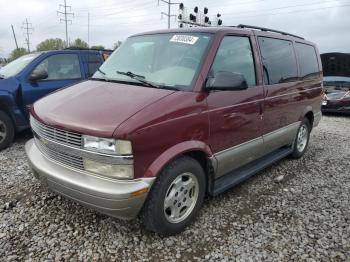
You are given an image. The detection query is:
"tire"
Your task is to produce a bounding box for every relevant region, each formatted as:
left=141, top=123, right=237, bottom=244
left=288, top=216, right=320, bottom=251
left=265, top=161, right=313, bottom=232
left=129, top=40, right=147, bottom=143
left=140, top=156, right=206, bottom=236
left=0, top=111, right=15, bottom=151
left=290, top=118, right=311, bottom=159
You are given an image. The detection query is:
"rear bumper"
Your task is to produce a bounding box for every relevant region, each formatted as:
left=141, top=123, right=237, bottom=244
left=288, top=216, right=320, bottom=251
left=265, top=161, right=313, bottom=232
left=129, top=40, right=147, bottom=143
left=25, top=139, right=155, bottom=220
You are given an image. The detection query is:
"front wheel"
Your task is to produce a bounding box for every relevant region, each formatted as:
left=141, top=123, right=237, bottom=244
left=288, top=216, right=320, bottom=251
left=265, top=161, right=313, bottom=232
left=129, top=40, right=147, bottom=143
left=140, top=156, right=206, bottom=236
left=290, top=118, right=311, bottom=159
left=0, top=111, right=15, bottom=151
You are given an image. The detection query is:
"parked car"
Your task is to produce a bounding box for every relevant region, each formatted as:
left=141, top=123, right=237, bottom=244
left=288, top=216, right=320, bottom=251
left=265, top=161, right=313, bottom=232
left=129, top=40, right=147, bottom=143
left=0, top=48, right=112, bottom=150
left=25, top=25, right=323, bottom=235
left=321, top=53, right=350, bottom=114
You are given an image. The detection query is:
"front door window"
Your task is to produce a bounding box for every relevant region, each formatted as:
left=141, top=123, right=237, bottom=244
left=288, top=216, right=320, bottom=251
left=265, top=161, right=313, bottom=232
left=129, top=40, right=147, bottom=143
left=32, top=54, right=82, bottom=80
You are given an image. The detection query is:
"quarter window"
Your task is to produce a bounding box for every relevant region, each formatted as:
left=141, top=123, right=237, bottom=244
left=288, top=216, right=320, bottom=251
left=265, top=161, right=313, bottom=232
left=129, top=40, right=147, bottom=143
left=211, top=36, right=256, bottom=87
left=258, top=37, right=298, bottom=85
left=295, top=43, right=320, bottom=80
left=32, top=54, right=82, bottom=80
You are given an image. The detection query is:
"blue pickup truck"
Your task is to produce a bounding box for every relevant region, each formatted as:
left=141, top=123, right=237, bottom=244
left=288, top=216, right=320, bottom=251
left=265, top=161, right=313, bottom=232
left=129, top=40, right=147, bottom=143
left=0, top=48, right=112, bottom=150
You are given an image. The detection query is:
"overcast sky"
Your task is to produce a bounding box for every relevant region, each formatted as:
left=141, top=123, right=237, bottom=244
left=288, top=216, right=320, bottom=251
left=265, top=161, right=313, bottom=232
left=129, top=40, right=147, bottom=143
left=0, top=0, right=349, bottom=57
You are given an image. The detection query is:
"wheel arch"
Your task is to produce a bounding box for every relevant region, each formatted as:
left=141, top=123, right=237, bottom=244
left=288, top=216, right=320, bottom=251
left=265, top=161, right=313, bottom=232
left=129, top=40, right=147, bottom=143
left=144, top=141, right=215, bottom=193
left=299, top=106, right=314, bottom=131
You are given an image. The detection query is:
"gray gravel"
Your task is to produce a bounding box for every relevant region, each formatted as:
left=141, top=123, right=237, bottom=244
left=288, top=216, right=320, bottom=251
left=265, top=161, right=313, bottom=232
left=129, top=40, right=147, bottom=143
left=0, top=115, right=349, bottom=261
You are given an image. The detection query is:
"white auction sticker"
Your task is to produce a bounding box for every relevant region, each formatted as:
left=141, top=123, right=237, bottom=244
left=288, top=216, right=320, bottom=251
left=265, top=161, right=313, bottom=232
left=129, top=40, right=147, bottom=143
left=170, top=35, right=199, bottom=45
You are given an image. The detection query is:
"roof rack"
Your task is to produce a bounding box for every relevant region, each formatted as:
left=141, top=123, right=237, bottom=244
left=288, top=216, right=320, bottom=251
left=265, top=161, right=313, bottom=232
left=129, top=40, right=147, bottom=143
left=237, top=24, right=304, bottom=40
left=64, top=47, right=113, bottom=52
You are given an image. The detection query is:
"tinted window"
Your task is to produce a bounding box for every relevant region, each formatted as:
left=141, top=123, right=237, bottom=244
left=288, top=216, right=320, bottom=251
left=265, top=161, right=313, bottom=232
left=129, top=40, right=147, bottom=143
left=295, top=43, right=320, bottom=80
left=87, top=52, right=102, bottom=77
left=258, top=37, right=298, bottom=85
left=211, top=36, right=256, bottom=87
left=33, top=54, right=82, bottom=80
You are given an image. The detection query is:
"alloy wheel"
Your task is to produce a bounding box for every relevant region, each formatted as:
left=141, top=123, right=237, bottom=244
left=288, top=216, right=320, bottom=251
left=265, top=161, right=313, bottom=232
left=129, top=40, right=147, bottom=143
left=163, top=172, right=199, bottom=224
left=297, top=124, right=308, bottom=152
left=0, top=120, right=7, bottom=143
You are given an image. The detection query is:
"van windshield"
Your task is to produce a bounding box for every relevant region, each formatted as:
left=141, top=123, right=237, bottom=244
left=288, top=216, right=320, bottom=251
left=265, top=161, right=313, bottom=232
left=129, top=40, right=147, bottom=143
left=93, top=33, right=212, bottom=91
left=0, top=53, right=42, bottom=79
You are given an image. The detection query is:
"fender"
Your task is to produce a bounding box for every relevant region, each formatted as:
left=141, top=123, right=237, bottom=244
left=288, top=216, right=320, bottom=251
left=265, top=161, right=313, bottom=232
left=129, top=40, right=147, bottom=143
left=0, top=90, right=28, bottom=131
left=144, top=140, right=214, bottom=178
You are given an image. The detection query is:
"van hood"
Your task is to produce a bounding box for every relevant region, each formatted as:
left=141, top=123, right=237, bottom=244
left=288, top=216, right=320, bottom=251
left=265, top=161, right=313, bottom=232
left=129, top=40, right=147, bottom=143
left=32, top=80, right=175, bottom=137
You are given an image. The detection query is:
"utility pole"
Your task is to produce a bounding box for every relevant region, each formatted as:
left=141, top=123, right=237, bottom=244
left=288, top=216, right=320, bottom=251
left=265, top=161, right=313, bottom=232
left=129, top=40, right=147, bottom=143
left=158, top=0, right=179, bottom=29
left=88, top=12, right=90, bottom=48
left=11, top=25, right=18, bottom=49
left=57, top=0, right=74, bottom=47
left=22, top=18, right=33, bottom=52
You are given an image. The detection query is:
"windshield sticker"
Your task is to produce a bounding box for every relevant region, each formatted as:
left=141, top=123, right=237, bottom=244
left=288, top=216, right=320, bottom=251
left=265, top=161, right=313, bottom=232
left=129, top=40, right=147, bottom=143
left=170, top=35, right=199, bottom=45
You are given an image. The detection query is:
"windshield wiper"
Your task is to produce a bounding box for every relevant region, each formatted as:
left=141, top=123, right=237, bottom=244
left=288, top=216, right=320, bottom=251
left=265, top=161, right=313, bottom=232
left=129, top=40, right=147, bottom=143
left=116, top=71, right=161, bottom=89
left=91, top=68, right=111, bottom=82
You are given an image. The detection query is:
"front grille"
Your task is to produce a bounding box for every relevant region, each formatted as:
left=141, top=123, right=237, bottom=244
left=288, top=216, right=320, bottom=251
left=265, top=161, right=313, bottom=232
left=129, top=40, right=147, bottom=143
left=30, top=116, right=82, bottom=148
left=35, top=138, right=85, bottom=170
left=30, top=115, right=85, bottom=171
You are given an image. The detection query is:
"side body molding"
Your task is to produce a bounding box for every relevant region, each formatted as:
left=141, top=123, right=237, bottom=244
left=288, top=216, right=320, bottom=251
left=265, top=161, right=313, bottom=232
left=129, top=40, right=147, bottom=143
left=213, top=121, right=301, bottom=178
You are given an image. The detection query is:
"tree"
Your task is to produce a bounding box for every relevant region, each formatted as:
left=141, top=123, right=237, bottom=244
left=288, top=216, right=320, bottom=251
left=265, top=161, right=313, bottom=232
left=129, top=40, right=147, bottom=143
left=113, top=41, right=122, bottom=50
left=90, top=45, right=105, bottom=50
left=37, top=38, right=65, bottom=51
left=8, top=48, right=28, bottom=62
left=70, top=38, right=89, bottom=49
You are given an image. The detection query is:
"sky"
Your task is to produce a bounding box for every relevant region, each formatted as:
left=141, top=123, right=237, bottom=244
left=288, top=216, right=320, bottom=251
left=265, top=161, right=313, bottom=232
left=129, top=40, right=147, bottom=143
left=0, top=0, right=349, bottom=57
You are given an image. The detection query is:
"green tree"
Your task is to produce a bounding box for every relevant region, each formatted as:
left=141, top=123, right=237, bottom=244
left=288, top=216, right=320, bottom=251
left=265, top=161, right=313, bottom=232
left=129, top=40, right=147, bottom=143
left=8, top=48, right=28, bottom=62
left=113, top=41, right=122, bottom=50
left=36, top=38, right=65, bottom=51
left=70, top=38, right=89, bottom=48
left=90, top=45, right=105, bottom=50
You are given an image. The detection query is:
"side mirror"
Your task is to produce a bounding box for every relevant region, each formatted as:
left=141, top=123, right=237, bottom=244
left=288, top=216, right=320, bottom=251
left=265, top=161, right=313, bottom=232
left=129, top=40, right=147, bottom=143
left=206, top=71, right=248, bottom=91
left=28, top=70, right=48, bottom=82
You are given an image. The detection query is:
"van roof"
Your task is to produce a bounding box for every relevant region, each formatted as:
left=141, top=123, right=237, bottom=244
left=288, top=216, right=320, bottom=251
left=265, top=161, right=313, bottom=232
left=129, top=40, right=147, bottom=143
left=132, top=25, right=311, bottom=43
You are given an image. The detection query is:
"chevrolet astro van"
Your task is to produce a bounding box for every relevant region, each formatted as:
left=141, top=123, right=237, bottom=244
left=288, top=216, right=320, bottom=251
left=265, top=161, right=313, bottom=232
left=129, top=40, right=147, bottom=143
left=25, top=25, right=323, bottom=235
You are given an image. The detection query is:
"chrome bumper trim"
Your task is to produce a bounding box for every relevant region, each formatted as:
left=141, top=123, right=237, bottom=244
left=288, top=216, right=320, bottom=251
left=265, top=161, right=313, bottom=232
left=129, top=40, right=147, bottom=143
left=26, top=139, right=155, bottom=220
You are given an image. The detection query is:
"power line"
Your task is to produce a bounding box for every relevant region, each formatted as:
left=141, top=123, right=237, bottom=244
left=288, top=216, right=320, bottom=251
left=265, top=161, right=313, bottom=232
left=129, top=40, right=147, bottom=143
left=11, top=25, right=18, bottom=49
left=158, top=0, right=180, bottom=29
left=22, top=18, right=33, bottom=52
left=232, top=2, right=350, bottom=18
left=57, top=0, right=74, bottom=47
left=223, top=0, right=350, bottom=16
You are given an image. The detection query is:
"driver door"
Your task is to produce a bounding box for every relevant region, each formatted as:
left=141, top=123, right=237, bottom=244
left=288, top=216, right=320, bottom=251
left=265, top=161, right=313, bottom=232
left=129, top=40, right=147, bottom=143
left=206, top=35, right=264, bottom=177
left=21, top=53, right=84, bottom=112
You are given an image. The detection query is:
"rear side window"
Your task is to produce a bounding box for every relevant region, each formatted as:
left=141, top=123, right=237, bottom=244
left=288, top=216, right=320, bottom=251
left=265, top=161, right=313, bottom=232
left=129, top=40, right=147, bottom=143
left=258, top=37, right=298, bottom=85
left=295, top=43, right=320, bottom=80
left=87, top=52, right=103, bottom=77
left=211, top=36, right=256, bottom=87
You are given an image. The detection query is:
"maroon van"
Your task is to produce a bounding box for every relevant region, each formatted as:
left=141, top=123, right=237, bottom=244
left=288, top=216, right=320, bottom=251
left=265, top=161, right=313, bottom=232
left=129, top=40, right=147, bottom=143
left=25, top=25, right=323, bottom=235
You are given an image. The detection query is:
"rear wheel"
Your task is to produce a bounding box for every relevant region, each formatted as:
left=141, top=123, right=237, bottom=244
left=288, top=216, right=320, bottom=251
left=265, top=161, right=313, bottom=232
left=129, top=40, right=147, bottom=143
left=0, top=111, right=15, bottom=151
left=140, top=156, right=206, bottom=236
left=291, top=118, right=311, bottom=159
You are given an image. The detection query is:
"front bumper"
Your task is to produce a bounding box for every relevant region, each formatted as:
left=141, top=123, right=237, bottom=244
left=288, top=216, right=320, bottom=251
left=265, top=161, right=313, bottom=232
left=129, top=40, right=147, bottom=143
left=322, top=105, right=350, bottom=114
left=25, top=139, right=155, bottom=220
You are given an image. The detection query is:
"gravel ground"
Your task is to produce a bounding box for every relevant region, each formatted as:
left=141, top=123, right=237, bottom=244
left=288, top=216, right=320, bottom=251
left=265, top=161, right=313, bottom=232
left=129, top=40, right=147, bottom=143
left=0, top=115, right=349, bottom=261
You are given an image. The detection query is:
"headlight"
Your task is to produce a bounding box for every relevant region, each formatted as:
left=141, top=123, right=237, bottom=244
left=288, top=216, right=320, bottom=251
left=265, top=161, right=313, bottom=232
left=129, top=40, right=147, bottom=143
left=82, top=135, right=132, bottom=155
left=83, top=158, right=133, bottom=179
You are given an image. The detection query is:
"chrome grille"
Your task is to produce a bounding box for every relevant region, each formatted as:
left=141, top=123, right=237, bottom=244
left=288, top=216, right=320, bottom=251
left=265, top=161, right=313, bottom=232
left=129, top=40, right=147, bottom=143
left=30, top=116, right=82, bottom=148
left=35, top=137, right=85, bottom=170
